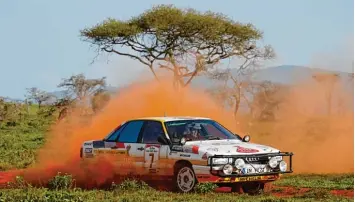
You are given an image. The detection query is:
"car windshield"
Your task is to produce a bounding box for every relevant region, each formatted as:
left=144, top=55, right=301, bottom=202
left=164, top=119, right=241, bottom=143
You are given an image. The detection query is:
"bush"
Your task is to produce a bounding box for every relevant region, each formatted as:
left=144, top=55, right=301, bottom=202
left=112, top=179, right=151, bottom=192
left=7, top=176, right=31, bottom=189
left=194, top=182, right=218, bottom=194
left=48, top=172, right=75, bottom=190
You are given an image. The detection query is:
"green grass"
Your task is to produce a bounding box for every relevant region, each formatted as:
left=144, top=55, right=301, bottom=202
left=0, top=175, right=352, bottom=202
left=0, top=131, right=45, bottom=171
left=0, top=186, right=352, bottom=202
left=273, top=174, right=354, bottom=190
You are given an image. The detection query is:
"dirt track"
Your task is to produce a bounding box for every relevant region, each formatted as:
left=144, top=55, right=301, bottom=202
left=0, top=171, right=353, bottom=199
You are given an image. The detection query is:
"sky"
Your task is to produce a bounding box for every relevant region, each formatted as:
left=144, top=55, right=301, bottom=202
left=0, top=0, right=353, bottom=99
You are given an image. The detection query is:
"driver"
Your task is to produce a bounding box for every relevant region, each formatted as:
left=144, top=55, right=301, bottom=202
left=183, top=123, right=204, bottom=141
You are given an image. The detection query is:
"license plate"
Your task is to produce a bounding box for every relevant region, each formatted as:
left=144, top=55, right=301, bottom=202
left=235, top=176, right=263, bottom=182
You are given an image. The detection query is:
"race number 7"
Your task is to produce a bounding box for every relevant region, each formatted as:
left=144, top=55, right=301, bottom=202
left=149, top=153, right=154, bottom=168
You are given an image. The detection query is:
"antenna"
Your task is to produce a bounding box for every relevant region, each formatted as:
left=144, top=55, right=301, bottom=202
left=164, top=111, right=167, bottom=117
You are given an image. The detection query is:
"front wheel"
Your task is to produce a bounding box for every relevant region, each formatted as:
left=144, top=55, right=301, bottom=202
left=173, top=163, right=197, bottom=193
left=242, top=182, right=265, bottom=195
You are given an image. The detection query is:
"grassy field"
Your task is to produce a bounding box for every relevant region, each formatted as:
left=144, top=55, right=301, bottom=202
left=0, top=174, right=354, bottom=202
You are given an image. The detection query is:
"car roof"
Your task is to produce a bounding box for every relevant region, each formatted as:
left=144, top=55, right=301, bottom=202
left=134, top=116, right=211, bottom=122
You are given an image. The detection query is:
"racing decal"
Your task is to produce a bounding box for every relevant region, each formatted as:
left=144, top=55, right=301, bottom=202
left=171, top=145, right=183, bottom=152
left=207, top=148, right=218, bottom=152
left=145, top=144, right=160, bottom=152
left=145, top=144, right=160, bottom=169
left=126, top=145, right=131, bottom=156
left=197, top=174, right=279, bottom=183
left=180, top=154, right=191, bottom=157
left=93, top=141, right=105, bottom=148
left=235, top=146, right=259, bottom=153
left=192, top=145, right=199, bottom=154
left=94, top=149, right=126, bottom=155
left=201, top=152, right=208, bottom=160
left=183, top=145, right=199, bottom=154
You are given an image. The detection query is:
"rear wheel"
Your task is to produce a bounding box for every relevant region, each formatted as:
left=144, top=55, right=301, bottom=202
left=241, top=182, right=265, bottom=195
left=231, top=184, right=242, bottom=193
left=173, top=163, right=197, bottom=193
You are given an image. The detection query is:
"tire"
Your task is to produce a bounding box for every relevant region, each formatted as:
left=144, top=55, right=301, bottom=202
left=241, top=182, right=265, bottom=195
left=231, top=184, right=242, bottom=193
left=173, top=163, right=197, bottom=193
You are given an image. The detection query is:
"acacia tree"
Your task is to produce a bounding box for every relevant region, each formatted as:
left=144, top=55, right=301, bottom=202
left=91, top=90, right=111, bottom=113
left=312, top=72, right=340, bottom=115
left=251, top=81, right=287, bottom=121
left=207, top=43, right=274, bottom=119
left=58, top=74, right=106, bottom=101
left=80, top=5, right=269, bottom=89
left=25, top=87, right=53, bottom=109
left=57, top=74, right=107, bottom=119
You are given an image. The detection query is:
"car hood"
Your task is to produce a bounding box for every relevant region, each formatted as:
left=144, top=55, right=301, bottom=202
left=183, top=139, right=279, bottom=155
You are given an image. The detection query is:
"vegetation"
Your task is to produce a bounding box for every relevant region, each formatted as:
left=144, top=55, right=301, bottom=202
left=0, top=174, right=353, bottom=201
left=81, top=5, right=273, bottom=89
left=273, top=174, right=354, bottom=190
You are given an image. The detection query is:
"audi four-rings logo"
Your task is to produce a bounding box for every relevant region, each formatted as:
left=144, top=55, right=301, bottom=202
left=245, top=157, right=260, bottom=162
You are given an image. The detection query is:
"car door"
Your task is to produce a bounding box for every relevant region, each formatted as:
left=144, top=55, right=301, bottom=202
left=115, top=120, right=145, bottom=168
left=139, top=120, right=169, bottom=174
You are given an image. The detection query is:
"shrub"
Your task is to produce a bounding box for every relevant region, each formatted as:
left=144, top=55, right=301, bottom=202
left=194, top=182, right=218, bottom=194
left=48, top=172, right=75, bottom=190
left=113, top=179, right=151, bottom=192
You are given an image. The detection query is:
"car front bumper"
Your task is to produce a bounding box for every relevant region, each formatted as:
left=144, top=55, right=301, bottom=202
left=207, top=152, right=293, bottom=177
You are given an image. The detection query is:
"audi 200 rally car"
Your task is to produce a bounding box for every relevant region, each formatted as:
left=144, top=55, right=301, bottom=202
left=80, top=117, right=293, bottom=194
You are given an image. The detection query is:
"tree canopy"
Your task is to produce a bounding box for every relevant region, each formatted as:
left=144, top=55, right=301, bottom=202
left=81, top=5, right=271, bottom=88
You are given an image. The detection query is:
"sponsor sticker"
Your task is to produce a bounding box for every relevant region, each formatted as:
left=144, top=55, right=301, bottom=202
left=145, top=145, right=159, bottom=153
left=94, top=149, right=126, bottom=154
left=171, top=145, right=183, bottom=152
left=207, top=148, right=218, bottom=152
left=201, top=153, right=208, bottom=160
left=183, top=145, right=199, bottom=154
left=235, top=146, right=259, bottom=153
left=180, top=154, right=191, bottom=157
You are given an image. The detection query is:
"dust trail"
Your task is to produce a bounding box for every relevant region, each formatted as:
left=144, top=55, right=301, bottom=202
left=19, top=77, right=238, bottom=186
left=5, top=72, right=354, bottom=186
left=246, top=78, right=354, bottom=173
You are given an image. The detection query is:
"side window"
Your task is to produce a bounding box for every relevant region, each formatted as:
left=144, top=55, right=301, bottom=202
left=141, top=121, right=165, bottom=144
left=106, top=124, right=126, bottom=142
left=118, top=121, right=144, bottom=143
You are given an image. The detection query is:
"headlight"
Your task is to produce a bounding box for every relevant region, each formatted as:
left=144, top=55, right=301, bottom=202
left=279, top=160, right=287, bottom=172
left=268, top=157, right=278, bottom=168
left=234, top=158, right=245, bottom=169
left=274, top=156, right=283, bottom=161
left=222, top=164, right=233, bottom=175
left=212, top=158, right=229, bottom=165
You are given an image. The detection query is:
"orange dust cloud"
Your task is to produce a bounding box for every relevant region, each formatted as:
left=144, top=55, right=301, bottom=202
left=17, top=73, right=354, bottom=186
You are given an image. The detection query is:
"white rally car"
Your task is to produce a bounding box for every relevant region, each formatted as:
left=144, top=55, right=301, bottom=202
left=80, top=117, right=293, bottom=194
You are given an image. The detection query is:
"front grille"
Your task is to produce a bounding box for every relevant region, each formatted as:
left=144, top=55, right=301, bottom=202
left=243, top=156, right=269, bottom=164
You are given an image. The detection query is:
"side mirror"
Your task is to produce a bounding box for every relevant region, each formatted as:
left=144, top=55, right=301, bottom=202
left=157, top=135, right=169, bottom=145
left=243, top=135, right=250, bottom=142
left=180, top=137, right=187, bottom=145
